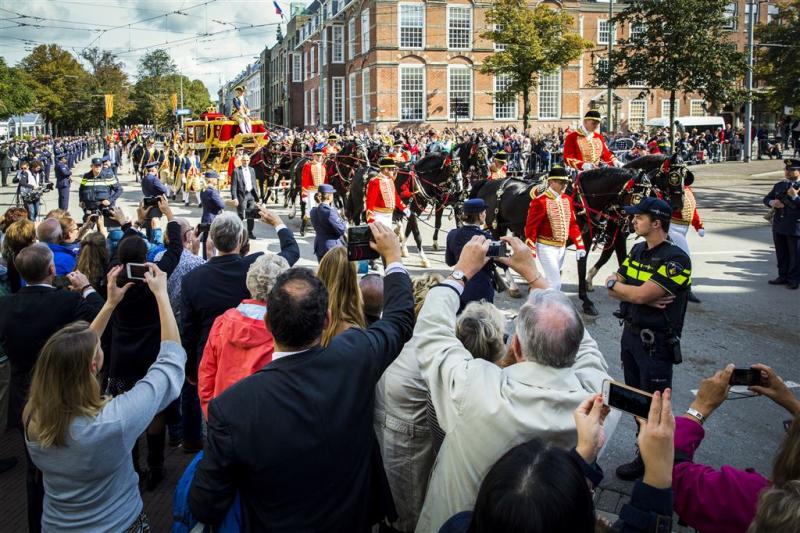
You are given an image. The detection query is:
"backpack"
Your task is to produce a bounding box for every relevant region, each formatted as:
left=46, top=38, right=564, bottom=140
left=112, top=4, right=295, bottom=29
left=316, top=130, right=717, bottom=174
left=172, top=451, right=242, bottom=533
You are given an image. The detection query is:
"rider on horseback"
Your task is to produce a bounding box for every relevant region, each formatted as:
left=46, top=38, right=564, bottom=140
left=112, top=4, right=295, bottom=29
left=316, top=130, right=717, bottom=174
left=488, top=151, right=508, bottom=180
left=301, top=148, right=327, bottom=235
left=365, top=157, right=408, bottom=227
left=564, top=110, right=624, bottom=172
left=323, top=133, right=340, bottom=156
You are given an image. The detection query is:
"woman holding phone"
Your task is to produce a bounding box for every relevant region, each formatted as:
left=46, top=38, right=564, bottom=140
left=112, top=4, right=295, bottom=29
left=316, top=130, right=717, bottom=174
left=24, top=264, right=185, bottom=532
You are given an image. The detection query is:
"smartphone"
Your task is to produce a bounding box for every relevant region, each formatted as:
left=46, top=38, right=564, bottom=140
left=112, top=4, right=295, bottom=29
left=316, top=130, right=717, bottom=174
left=347, top=225, right=379, bottom=261
left=730, top=368, right=764, bottom=387
left=126, top=263, right=149, bottom=281
left=486, top=241, right=509, bottom=258
left=143, top=196, right=162, bottom=218
left=602, top=380, right=653, bottom=420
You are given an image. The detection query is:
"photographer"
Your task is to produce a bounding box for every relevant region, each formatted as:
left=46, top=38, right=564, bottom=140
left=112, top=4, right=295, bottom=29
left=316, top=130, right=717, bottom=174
left=79, top=157, right=121, bottom=219
left=672, top=364, right=800, bottom=532
left=763, top=158, right=800, bottom=290
left=16, top=160, right=49, bottom=221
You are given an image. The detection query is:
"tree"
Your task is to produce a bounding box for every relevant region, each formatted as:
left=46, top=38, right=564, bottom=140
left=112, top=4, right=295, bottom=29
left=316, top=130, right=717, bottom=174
left=137, top=49, right=177, bottom=79
left=0, top=57, right=35, bottom=119
left=80, top=48, right=134, bottom=128
left=481, top=0, right=592, bottom=130
left=597, top=0, right=746, bottom=148
left=19, top=44, right=92, bottom=134
left=755, top=0, right=800, bottom=110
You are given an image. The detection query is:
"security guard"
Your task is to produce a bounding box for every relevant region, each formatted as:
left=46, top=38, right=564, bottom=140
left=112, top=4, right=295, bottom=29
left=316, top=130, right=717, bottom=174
left=54, top=152, right=72, bottom=211
left=764, top=158, right=800, bottom=289
left=605, top=197, right=691, bottom=481
left=79, top=157, right=121, bottom=218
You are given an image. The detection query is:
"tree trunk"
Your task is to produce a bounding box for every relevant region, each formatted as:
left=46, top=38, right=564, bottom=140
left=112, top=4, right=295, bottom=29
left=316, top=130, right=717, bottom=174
left=522, top=86, right=531, bottom=132
left=669, top=90, right=676, bottom=155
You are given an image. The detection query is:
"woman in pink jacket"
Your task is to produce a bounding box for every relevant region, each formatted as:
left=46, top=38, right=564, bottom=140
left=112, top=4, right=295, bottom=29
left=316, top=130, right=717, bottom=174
left=673, top=363, right=800, bottom=533
left=198, top=253, right=290, bottom=418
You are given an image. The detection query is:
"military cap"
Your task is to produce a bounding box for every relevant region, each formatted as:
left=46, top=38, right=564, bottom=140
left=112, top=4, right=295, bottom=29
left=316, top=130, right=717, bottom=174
left=379, top=157, right=398, bottom=169
left=547, top=166, right=571, bottom=181
left=584, top=110, right=602, bottom=121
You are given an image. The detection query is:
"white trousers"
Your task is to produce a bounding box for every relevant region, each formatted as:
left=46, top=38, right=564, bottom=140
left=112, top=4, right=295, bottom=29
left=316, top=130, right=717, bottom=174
left=537, top=242, right=567, bottom=291
left=303, top=189, right=318, bottom=216
left=371, top=211, right=393, bottom=228
left=237, top=116, right=252, bottom=134
left=668, top=223, right=690, bottom=255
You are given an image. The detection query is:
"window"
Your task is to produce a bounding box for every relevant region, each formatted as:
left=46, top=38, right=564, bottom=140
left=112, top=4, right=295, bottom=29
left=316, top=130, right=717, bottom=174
left=745, top=2, right=758, bottom=31
left=494, top=24, right=505, bottom=51
left=494, top=74, right=516, bottom=120
left=629, top=100, right=646, bottom=131
left=767, top=5, right=779, bottom=23
left=598, top=20, right=615, bottom=45
left=305, top=50, right=309, bottom=80
left=361, top=9, right=370, bottom=54
left=311, top=46, right=316, bottom=76
left=348, top=18, right=356, bottom=60
left=332, top=77, right=344, bottom=124
left=723, top=2, right=737, bottom=30
left=310, top=89, right=316, bottom=125
left=293, top=53, right=301, bottom=82
left=661, top=99, right=680, bottom=118
left=538, top=70, right=561, bottom=119
left=447, top=6, right=471, bottom=50
left=399, top=4, right=424, bottom=49
left=448, top=65, right=472, bottom=120
left=630, top=22, right=645, bottom=40
left=596, top=58, right=609, bottom=84
left=349, top=72, right=358, bottom=124
left=399, top=65, right=425, bottom=121
left=362, top=68, right=371, bottom=121
left=322, top=29, right=327, bottom=67
left=690, top=99, right=706, bottom=117
left=304, top=90, right=308, bottom=125
left=332, top=26, right=344, bottom=63
left=320, top=79, right=326, bottom=126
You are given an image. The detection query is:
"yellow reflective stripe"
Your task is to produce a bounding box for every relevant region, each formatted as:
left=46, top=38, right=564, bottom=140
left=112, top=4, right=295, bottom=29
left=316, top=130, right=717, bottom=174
left=656, top=265, right=692, bottom=286
left=625, top=267, right=653, bottom=282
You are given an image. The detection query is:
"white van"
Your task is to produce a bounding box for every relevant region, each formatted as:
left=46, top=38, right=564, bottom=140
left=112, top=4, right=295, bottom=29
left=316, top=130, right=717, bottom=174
left=645, top=116, right=726, bottom=134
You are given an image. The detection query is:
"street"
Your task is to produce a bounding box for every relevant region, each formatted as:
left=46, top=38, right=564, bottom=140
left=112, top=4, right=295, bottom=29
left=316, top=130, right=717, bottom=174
left=0, top=155, right=797, bottom=521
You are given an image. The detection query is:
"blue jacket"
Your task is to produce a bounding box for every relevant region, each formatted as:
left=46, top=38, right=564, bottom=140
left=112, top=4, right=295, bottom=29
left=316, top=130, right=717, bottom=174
left=47, top=243, right=78, bottom=276
left=310, top=203, right=347, bottom=261
left=200, top=186, right=225, bottom=224
left=445, top=224, right=496, bottom=306
left=141, top=171, right=169, bottom=197
left=764, top=179, right=800, bottom=236
left=55, top=162, right=72, bottom=189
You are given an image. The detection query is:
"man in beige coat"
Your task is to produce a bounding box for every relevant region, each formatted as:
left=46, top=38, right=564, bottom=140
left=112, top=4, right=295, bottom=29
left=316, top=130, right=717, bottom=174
left=414, top=236, right=612, bottom=533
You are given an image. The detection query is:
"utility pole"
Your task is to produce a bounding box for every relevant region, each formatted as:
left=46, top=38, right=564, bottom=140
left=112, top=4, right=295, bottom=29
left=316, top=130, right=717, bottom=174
left=743, top=0, right=755, bottom=162
left=606, top=0, right=614, bottom=133
left=180, top=74, right=185, bottom=131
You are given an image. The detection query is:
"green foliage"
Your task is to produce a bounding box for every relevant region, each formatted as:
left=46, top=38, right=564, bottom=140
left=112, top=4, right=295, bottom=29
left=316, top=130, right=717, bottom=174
left=480, top=0, right=592, bottom=130
left=0, top=57, right=35, bottom=119
left=755, top=0, right=800, bottom=110
left=80, top=47, right=134, bottom=128
left=597, top=0, right=746, bottom=139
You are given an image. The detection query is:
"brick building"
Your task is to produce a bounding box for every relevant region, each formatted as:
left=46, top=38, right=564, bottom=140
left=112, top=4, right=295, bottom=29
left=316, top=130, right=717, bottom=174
left=255, top=0, right=779, bottom=132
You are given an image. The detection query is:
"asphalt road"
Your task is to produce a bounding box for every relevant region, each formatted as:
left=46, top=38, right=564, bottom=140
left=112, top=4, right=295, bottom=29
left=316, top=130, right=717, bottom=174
left=2, top=155, right=797, bottom=505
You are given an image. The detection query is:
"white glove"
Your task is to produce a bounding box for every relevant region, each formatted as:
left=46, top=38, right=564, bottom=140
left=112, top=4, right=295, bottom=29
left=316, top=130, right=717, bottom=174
left=403, top=208, right=411, bottom=217
left=698, top=228, right=705, bottom=237
left=613, top=159, right=625, bottom=168
left=576, top=249, right=587, bottom=260
left=582, top=163, right=594, bottom=171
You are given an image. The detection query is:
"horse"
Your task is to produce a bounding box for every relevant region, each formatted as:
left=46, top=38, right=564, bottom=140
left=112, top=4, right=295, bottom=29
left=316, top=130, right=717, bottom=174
left=327, top=140, right=369, bottom=207
left=454, top=138, right=488, bottom=188
left=250, top=143, right=291, bottom=205
left=472, top=153, right=688, bottom=314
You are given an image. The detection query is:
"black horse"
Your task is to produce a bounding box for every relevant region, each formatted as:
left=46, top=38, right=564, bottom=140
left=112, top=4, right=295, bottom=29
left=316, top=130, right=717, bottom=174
left=472, top=153, right=689, bottom=314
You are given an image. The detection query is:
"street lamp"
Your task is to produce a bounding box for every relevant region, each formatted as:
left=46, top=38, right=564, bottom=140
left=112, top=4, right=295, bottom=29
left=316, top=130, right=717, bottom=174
left=743, top=0, right=755, bottom=162
left=606, top=0, right=614, bottom=134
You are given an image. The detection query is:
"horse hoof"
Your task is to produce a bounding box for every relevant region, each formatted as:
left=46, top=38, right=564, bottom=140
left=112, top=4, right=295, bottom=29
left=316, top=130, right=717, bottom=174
left=401, top=246, right=409, bottom=258
left=586, top=280, right=595, bottom=292
left=287, top=212, right=295, bottom=219
left=432, top=242, right=439, bottom=251
left=508, top=288, right=522, bottom=299
left=582, top=303, right=599, bottom=316
left=421, top=258, right=430, bottom=268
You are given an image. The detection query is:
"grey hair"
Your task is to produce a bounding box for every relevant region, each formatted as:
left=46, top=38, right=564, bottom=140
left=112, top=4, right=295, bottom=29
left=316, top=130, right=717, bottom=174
left=456, top=301, right=507, bottom=364
left=246, top=253, right=290, bottom=302
left=515, top=289, right=584, bottom=368
left=36, top=218, right=62, bottom=244
left=210, top=212, right=244, bottom=253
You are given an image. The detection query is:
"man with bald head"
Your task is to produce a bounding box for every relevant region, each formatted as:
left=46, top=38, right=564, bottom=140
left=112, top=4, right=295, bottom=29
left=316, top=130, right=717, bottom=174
left=36, top=218, right=77, bottom=276
left=359, top=273, right=384, bottom=325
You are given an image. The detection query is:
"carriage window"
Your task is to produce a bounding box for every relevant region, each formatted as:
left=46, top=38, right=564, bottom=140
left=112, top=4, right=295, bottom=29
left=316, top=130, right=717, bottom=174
left=196, top=126, right=206, bottom=142
left=186, top=128, right=194, bottom=143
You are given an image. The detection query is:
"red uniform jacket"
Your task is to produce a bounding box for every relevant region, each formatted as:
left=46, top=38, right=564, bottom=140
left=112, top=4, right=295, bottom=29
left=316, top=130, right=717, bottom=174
left=671, top=186, right=703, bottom=231
left=563, top=130, right=616, bottom=171
left=302, top=161, right=327, bottom=198
left=323, top=144, right=339, bottom=156
left=525, top=189, right=585, bottom=252
left=365, top=175, right=405, bottom=223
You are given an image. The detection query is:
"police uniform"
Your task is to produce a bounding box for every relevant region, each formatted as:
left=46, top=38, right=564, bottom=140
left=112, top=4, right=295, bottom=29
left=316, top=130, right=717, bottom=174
left=79, top=157, right=121, bottom=215
left=764, top=159, right=800, bottom=288
left=141, top=161, right=169, bottom=197
left=54, top=154, right=72, bottom=211
left=200, top=170, right=225, bottom=224
left=310, top=183, right=347, bottom=261
left=445, top=198, right=497, bottom=307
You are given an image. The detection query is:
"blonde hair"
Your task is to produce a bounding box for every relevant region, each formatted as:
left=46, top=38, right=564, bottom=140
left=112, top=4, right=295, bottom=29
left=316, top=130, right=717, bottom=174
left=2, top=218, right=36, bottom=262
left=748, top=480, right=800, bottom=533
left=772, top=417, right=800, bottom=487
left=24, top=322, right=107, bottom=448
left=317, top=246, right=365, bottom=347
left=412, top=273, right=443, bottom=317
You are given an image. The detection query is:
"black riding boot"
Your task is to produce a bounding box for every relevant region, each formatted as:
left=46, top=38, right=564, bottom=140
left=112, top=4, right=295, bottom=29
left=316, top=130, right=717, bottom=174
left=144, top=431, right=165, bottom=491
left=300, top=217, right=307, bottom=236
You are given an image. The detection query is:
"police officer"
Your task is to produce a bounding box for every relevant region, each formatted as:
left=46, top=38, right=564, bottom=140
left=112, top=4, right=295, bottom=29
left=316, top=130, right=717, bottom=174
left=200, top=170, right=225, bottom=224
left=764, top=158, right=800, bottom=289
left=445, top=198, right=499, bottom=308
left=54, top=152, right=72, bottom=211
left=79, top=157, right=121, bottom=218
left=141, top=161, right=169, bottom=197
left=310, top=183, right=347, bottom=262
left=605, top=197, right=691, bottom=480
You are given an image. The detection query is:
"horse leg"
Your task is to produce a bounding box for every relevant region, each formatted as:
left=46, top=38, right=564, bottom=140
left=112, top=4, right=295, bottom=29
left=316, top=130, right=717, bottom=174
left=505, top=267, right=522, bottom=299
left=432, top=209, right=442, bottom=251
left=586, top=247, right=613, bottom=292
left=577, top=230, right=599, bottom=316
left=410, top=215, right=429, bottom=267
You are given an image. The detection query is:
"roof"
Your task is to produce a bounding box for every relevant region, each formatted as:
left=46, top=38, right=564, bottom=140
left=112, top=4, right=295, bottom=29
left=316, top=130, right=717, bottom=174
left=9, top=113, right=43, bottom=125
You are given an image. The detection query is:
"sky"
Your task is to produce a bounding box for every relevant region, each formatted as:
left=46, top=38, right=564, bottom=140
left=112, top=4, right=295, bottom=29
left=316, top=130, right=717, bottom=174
left=0, top=0, right=303, bottom=99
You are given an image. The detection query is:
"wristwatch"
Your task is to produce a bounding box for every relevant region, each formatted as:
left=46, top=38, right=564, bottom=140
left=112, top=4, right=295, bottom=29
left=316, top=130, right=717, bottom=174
left=450, top=269, right=469, bottom=284
left=606, top=278, right=617, bottom=291
left=686, top=407, right=705, bottom=425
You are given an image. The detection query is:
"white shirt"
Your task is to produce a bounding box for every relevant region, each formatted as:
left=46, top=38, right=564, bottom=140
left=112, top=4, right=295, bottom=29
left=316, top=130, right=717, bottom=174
left=241, top=166, right=253, bottom=193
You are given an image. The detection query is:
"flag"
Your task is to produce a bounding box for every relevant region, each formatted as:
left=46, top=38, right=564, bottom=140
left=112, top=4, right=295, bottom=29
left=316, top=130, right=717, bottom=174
left=104, top=94, right=114, bottom=119
left=273, top=0, right=284, bottom=18
left=170, top=93, right=178, bottom=113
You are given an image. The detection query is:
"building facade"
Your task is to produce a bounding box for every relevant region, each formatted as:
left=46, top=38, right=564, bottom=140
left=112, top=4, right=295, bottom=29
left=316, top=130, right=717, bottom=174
left=243, top=0, right=780, bottom=132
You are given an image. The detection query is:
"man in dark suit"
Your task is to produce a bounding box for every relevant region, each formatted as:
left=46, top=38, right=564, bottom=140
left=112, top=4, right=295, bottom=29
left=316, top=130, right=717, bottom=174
left=190, top=222, right=413, bottom=532
left=180, top=209, right=299, bottom=450
left=103, top=140, right=122, bottom=177
left=764, top=158, right=800, bottom=289
left=310, top=183, right=347, bottom=261
left=230, top=153, right=260, bottom=239
left=0, top=243, right=104, bottom=533
left=54, top=153, right=72, bottom=211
